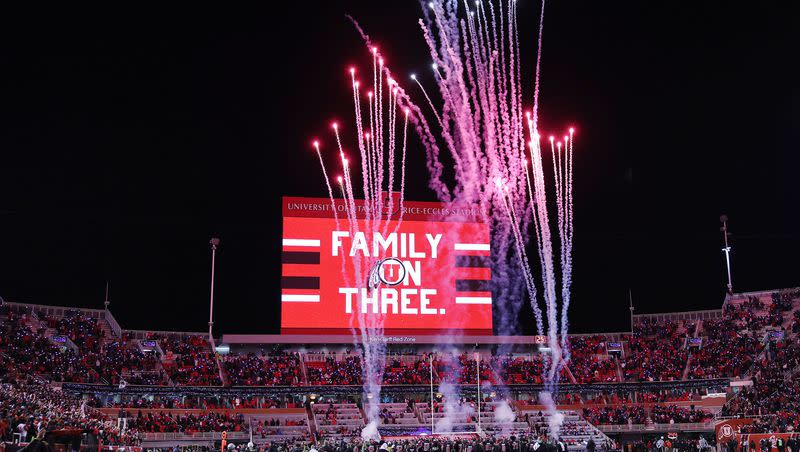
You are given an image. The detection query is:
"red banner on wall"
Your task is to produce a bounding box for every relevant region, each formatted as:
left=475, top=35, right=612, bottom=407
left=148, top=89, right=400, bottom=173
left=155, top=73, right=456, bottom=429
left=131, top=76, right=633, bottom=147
left=715, top=418, right=754, bottom=443
left=280, top=197, right=494, bottom=335
left=716, top=419, right=799, bottom=452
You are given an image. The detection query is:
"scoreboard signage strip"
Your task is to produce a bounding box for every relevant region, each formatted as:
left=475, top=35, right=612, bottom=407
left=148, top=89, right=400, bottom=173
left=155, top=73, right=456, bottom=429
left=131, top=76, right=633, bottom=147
left=455, top=255, right=491, bottom=268
left=456, top=267, right=492, bottom=280
left=455, top=279, right=491, bottom=292
left=282, top=238, right=321, bottom=247
left=283, top=196, right=487, bottom=223
left=281, top=264, right=321, bottom=278
left=281, top=294, right=320, bottom=303
left=281, top=251, right=321, bottom=265
left=280, top=289, right=321, bottom=296
left=455, top=296, right=493, bottom=305
left=281, top=276, right=321, bottom=290
left=454, top=243, right=490, bottom=251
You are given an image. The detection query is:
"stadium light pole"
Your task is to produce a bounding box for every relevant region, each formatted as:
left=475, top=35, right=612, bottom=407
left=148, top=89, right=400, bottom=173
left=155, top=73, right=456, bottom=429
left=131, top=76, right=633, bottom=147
left=429, top=354, right=435, bottom=434
left=720, top=215, right=733, bottom=294
left=476, top=352, right=481, bottom=434
left=209, top=237, right=220, bottom=339
left=628, top=289, right=634, bottom=334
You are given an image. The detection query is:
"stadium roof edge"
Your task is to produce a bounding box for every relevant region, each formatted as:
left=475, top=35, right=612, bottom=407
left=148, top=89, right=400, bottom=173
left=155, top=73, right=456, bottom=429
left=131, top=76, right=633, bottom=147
left=632, top=308, right=723, bottom=321
left=729, top=287, right=799, bottom=298
left=220, top=333, right=636, bottom=345
left=2, top=299, right=107, bottom=314
left=124, top=328, right=208, bottom=338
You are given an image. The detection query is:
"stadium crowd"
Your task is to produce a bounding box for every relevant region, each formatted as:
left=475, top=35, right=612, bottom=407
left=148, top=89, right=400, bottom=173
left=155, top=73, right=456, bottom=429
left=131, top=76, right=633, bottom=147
left=125, top=410, right=248, bottom=434
left=1, top=287, right=799, bottom=448
left=0, top=376, right=141, bottom=445
left=223, top=351, right=303, bottom=386
left=581, top=406, right=647, bottom=425
left=621, top=319, right=689, bottom=382
left=568, top=336, right=619, bottom=383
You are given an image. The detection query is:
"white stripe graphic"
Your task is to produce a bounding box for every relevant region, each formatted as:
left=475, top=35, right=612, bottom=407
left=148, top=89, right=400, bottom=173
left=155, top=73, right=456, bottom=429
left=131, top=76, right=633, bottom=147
left=282, top=239, right=321, bottom=247
left=281, top=294, right=320, bottom=302
left=455, top=297, right=492, bottom=305
left=454, top=243, right=490, bottom=251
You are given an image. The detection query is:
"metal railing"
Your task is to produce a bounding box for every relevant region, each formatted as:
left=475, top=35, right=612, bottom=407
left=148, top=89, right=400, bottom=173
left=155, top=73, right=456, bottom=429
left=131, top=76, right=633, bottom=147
left=102, top=310, right=123, bottom=338
left=143, top=431, right=249, bottom=441
left=634, top=309, right=723, bottom=324
left=595, top=422, right=715, bottom=433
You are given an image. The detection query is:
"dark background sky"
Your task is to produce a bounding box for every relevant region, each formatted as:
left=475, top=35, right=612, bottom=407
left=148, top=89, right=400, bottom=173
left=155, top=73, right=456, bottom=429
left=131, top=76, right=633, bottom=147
left=1, top=2, right=797, bottom=336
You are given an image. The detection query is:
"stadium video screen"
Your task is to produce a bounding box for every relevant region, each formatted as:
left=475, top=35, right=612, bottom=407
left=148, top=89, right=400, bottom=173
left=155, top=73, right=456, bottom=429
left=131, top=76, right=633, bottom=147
left=281, top=196, right=493, bottom=335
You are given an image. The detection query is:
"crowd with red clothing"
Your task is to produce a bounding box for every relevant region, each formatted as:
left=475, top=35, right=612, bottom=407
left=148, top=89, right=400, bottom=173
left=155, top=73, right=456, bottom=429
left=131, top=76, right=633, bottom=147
left=582, top=403, right=713, bottom=426
left=0, top=376, right=141, bottom=446
left=500, top=355, right=545, bottom=385
left=223, top=351, right=303, bottom=386
left=721, top=341, right=800, bottom=433
left=436, top=353, right=498, bottom=385
left=382, top=356, right=433, bottom=384
left=156, top=333, right=222, bottom=386
left=582, top=406, right=647, bottom=425
left=649, top=405, right=713, bottom=424
left=307, top=354, right=363, bottom=385
left=687, top=302, right=770, bottom=380
left=0, top=308, right=168, bottom=385
left=568, top=336, right=619, bottom=383
left=621, top=319, right=690, bottom=382
left=125, top=410, right=247, bottom=433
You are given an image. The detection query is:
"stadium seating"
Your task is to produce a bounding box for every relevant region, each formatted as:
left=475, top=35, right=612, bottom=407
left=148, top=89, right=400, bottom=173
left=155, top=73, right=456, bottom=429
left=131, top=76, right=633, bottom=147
left=313, top=402, right=364, bottom=439
left=567, top=335, right=619, bottom=383
left=1, top=286, right=799, bottom=447
left=222, top=351, right=303, bottom=386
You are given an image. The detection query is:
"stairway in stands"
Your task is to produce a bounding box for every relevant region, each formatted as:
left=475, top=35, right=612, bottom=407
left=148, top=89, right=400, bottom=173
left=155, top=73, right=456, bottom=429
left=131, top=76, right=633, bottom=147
left=522, top=408, right=611, bottom=447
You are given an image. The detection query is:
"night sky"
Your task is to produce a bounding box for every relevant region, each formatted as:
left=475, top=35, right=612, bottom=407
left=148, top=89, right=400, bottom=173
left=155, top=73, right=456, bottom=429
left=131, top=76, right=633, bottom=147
left=1, top=2, right=797, bottom=336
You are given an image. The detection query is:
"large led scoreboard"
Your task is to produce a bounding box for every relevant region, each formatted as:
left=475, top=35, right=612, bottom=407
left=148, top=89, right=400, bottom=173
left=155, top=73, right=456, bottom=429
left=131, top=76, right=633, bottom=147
left=280, top=196, right=494, bottom=335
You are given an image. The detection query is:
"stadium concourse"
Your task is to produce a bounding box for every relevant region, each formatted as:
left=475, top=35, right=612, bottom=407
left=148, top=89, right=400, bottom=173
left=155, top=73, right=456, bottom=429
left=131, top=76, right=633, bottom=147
left=1, top=288, right=799, bottom=451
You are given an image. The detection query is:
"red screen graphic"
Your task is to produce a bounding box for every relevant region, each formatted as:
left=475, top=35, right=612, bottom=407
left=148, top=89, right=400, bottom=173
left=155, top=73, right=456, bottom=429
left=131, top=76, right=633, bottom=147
left=280, top=196, right=493, bottom=335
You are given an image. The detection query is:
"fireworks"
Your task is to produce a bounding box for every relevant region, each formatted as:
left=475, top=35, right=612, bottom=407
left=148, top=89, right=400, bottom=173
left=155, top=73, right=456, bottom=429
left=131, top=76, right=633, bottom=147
left=310, top=0, right=576, bottom=439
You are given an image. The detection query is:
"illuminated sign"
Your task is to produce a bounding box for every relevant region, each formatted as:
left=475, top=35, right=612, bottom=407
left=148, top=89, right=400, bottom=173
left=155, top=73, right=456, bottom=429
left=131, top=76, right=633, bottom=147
left=280, top=196, right=493, bottom=335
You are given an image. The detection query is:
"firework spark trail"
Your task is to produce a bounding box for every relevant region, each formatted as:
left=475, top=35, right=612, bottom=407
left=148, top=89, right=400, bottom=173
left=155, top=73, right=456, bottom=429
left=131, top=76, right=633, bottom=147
left=351, top=72, right=372, bottom=224
left=341, top=149, right=383, bottom=438
left=377, top=57, right=384, bottom=218
left=552, top=140, right=565, bottom=305
left=316, top=51, right=426, bottom=440
left=411, top=75, right=443, bottom=127
left=522, top=143, right=548, bottom=286
left=316, top=0, right=574, bottom=438
left=416, top=22, right=469, bottom=187
left=423, top=5, right=476, bottom=196
left=554, top=139, right=569, bottom=355
left=313, top=140, right=340, bottom=226
left=498, top=181, right=543, bottom=334
left=419, top=0, right=574, bottom=417
left=532, top=0, right=546, bottom=130
left=529, top=134, right=559, bottom=355
left=390, top=109, right=410, bottom=237
left=457, top=18, right=488, bottom=203
left=381, top=86, right=397, bottom=239
left=337, top=23, right=413, bottom=438
left=505, top=184, right=542, bottom=334
left=367, top=91, right=375, bottom=204
left=560, top=130, right=575, bottom=357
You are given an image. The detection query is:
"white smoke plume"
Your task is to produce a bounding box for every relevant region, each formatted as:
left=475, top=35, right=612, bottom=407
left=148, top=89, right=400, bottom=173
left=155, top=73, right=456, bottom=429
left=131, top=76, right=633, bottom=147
left=494, top=399, right=517, bottom=435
